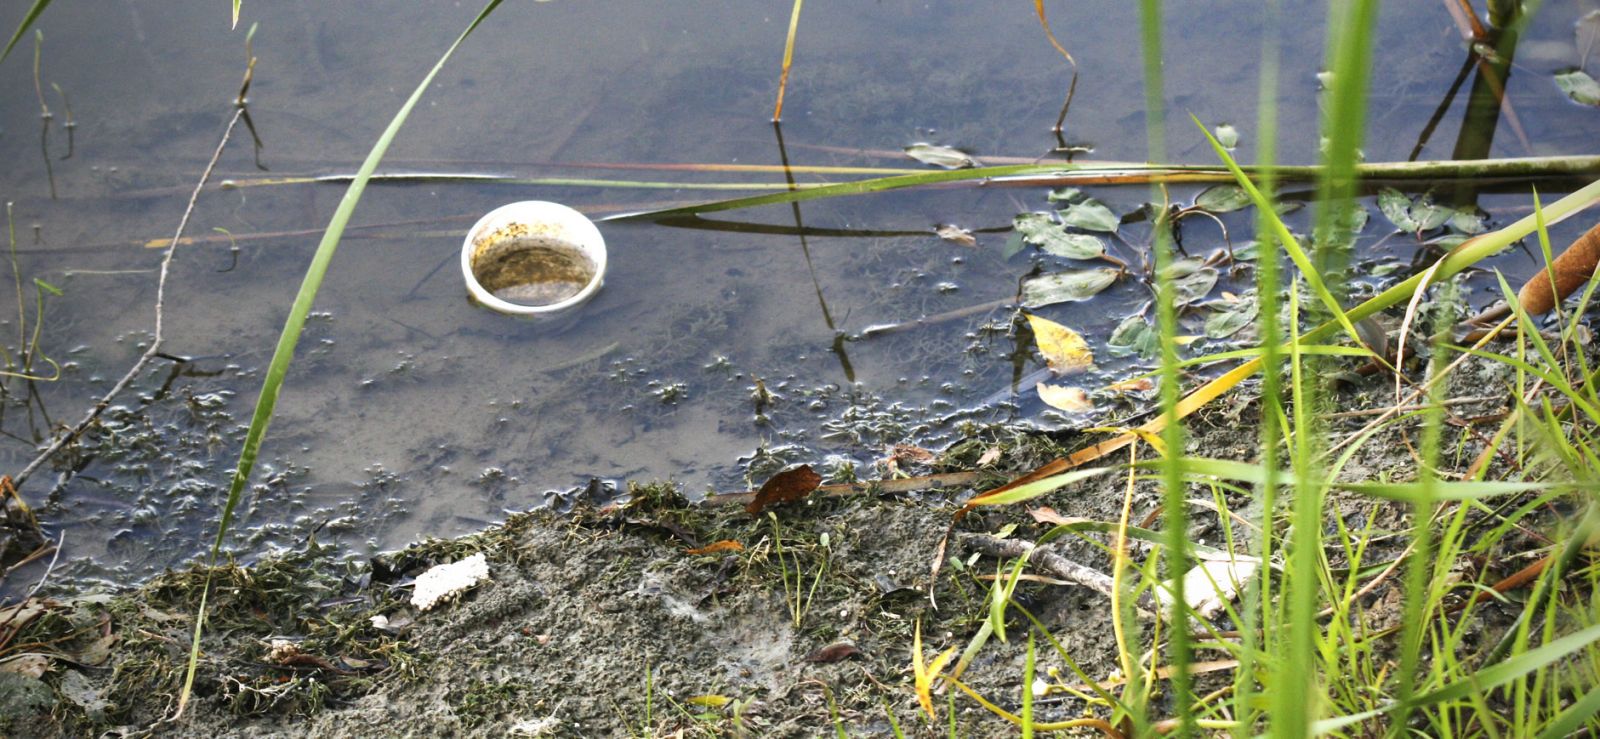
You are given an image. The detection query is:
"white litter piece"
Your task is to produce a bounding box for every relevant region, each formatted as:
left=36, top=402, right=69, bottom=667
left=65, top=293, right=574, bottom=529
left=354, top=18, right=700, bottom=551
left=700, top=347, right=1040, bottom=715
left=1158, top=559, right=1260, bottom=620
left=411, top=553, right=491, bottom=611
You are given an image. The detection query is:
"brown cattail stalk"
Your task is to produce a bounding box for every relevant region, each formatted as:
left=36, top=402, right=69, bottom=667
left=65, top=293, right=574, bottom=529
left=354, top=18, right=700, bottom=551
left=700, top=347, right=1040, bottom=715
left=1516, top=220, right=1600, bottom=316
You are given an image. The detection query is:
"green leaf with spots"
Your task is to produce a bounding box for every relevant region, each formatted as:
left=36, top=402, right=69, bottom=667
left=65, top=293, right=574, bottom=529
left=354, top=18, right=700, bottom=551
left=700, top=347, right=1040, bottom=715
left=1449, top=205, right=1487, bottom=234
left=1107, top=314, right=1159, bottom=358
left=1555, top=69, right=1600, bottom=106
left=1056, top=199, right=1120, bottom=233
left=1013, top=213, right=1105, bottom=259
left=1194, top=184, right=1252, bottom=213
left=1172, top=267, right=1219, bottom=304
left=1021, top=269, right=1120, bottom=308
left=1410, top=197, right=1451, bottom=231
left=1378, top=187, right=1417, bottom=231
left=904, top=143, right=978, bottom=169
left=1040, top=233, right=1106, bottom=260
left=1002, top=231, right=1027, bottom=260
left=1204, top=297, right=1258, bottom=338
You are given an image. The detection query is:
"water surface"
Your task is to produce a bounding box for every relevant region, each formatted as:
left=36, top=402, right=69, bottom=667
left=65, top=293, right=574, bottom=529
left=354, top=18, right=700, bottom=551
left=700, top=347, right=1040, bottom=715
left=0, top=0, right=1594, bottom=587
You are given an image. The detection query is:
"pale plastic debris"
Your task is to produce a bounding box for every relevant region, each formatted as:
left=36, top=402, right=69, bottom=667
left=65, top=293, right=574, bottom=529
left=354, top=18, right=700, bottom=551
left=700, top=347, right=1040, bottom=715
left=1157, top=559, right=1260, bottom=620
left=509, top=717, right=561, bottom=736
left=411, top=553, right=491, bottom=611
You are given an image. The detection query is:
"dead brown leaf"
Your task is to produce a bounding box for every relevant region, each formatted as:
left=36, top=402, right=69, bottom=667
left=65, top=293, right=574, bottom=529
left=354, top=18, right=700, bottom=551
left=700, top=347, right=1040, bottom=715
left=0, top=653, right=48, bottom=678
left=882, top=445, right=938, bottom=477
left=1027, top=506, right=1088, bottom=526
left=745, top=465, right=823, bottom=515
left=802, top=642, right=861, bottom=663
left=684, top=540, right=745, bottom=556
left=1107, top=377, right=1155, bottom=394
left=1037, top=383, right=1093, bottom=412
left=935, top=224, right=977, bottom=247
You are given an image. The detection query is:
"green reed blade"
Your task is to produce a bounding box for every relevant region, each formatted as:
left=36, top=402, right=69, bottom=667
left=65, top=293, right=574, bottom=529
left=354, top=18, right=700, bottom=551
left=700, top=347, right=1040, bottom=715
left=1137, top=0, right=1192, bottom=731
left=0, top=0, right=51, bottom=65
left=177, top=0, right=507, bottom=718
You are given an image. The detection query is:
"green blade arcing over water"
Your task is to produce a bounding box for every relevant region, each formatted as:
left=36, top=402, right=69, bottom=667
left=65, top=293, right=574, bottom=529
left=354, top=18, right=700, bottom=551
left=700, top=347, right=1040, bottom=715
left=177, top=0, right=507, bottom=718
left=0, top=0, right=52, bottom=65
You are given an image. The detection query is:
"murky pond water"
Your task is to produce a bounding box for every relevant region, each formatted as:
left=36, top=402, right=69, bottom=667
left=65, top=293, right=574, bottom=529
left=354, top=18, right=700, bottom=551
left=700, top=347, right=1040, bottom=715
left=0, top=0, right=1595, bottom=588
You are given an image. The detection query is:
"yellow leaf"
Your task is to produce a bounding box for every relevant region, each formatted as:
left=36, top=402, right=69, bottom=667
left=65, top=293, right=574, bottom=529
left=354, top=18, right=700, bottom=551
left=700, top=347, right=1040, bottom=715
left=1085, top=425, right=1168, bottom=457
left=1025, top=313, right=1094, bottom=375
left=927, top=646, right=957, bottom=682
left=1037, top=383, right=1093, bottom=412
left=686, top=694, right=732, bottom=708
left=912, top=619, right=955, bottom=719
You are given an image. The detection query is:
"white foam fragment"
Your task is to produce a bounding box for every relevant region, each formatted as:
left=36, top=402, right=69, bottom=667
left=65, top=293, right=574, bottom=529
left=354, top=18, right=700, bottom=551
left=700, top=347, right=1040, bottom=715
left=411, top=553, right=491, bottom=611
left=1156, top=559, right=1260, bottom=620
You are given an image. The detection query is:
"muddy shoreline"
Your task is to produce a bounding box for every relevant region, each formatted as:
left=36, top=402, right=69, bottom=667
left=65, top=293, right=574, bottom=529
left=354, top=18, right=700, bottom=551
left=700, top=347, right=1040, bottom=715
left=0, top=352, right=1556, bottom=736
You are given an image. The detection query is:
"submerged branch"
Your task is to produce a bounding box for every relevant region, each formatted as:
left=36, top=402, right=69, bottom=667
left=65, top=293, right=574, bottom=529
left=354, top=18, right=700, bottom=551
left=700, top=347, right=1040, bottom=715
left=11, top=110, right=243, bottom=494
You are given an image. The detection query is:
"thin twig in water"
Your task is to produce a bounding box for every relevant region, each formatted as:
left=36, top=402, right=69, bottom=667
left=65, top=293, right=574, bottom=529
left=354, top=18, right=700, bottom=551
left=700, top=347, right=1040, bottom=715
left=20, top=530, right=63, bottom=601
left=11, top=110, right=243, bottom=494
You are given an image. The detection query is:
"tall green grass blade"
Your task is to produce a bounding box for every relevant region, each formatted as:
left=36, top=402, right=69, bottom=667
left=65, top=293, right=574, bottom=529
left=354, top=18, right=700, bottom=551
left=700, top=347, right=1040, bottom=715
left=1532, top=682, right=1600, bottom=739
left=175, top=0, right=506, bottom=718
left=1412, top=621, right=1600, bottom=707
left=1144, top=455, right=1559, bottom=505
left=0, top=0, right=51, bottom=65
left=989, top=556, right=1026, bottom=644
left=882, top=696, right=906, bottom=739
left=1196, top=121, right=1373, bottom=353
left=1021, top=633, right=1036, bottom=739
left=1334, top=481, right=1550, bottom=502
left=605, top=163, right=1082, bottom=220
left=602, top=156, right=1600, bottom=222
left=1137, top=0, right=1194, bottom=733
left=1390, top=278, right=1459, bottom=736
left=1306, top=576, right=1600, bottom=733
left=966, top=466, right=1114, bottom=508
left=1237, top=3, right=1282, bottom=730
left=1278, top=260, right=1323, bottom=739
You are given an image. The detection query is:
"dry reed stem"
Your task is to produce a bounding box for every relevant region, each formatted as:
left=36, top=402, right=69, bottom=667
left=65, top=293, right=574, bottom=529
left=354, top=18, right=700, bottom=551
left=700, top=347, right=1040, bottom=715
left=771, top=0, right=803, bottom=121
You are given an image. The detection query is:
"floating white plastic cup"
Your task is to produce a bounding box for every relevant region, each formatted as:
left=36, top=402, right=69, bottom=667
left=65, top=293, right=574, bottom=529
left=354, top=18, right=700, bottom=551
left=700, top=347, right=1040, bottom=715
left=461, top=201, right=607, bottom=316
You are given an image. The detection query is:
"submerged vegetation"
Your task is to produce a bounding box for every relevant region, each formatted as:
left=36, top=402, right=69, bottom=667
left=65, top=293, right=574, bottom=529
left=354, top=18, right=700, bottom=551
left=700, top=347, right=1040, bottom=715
left=1, top=0, right=1600, bottom=735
